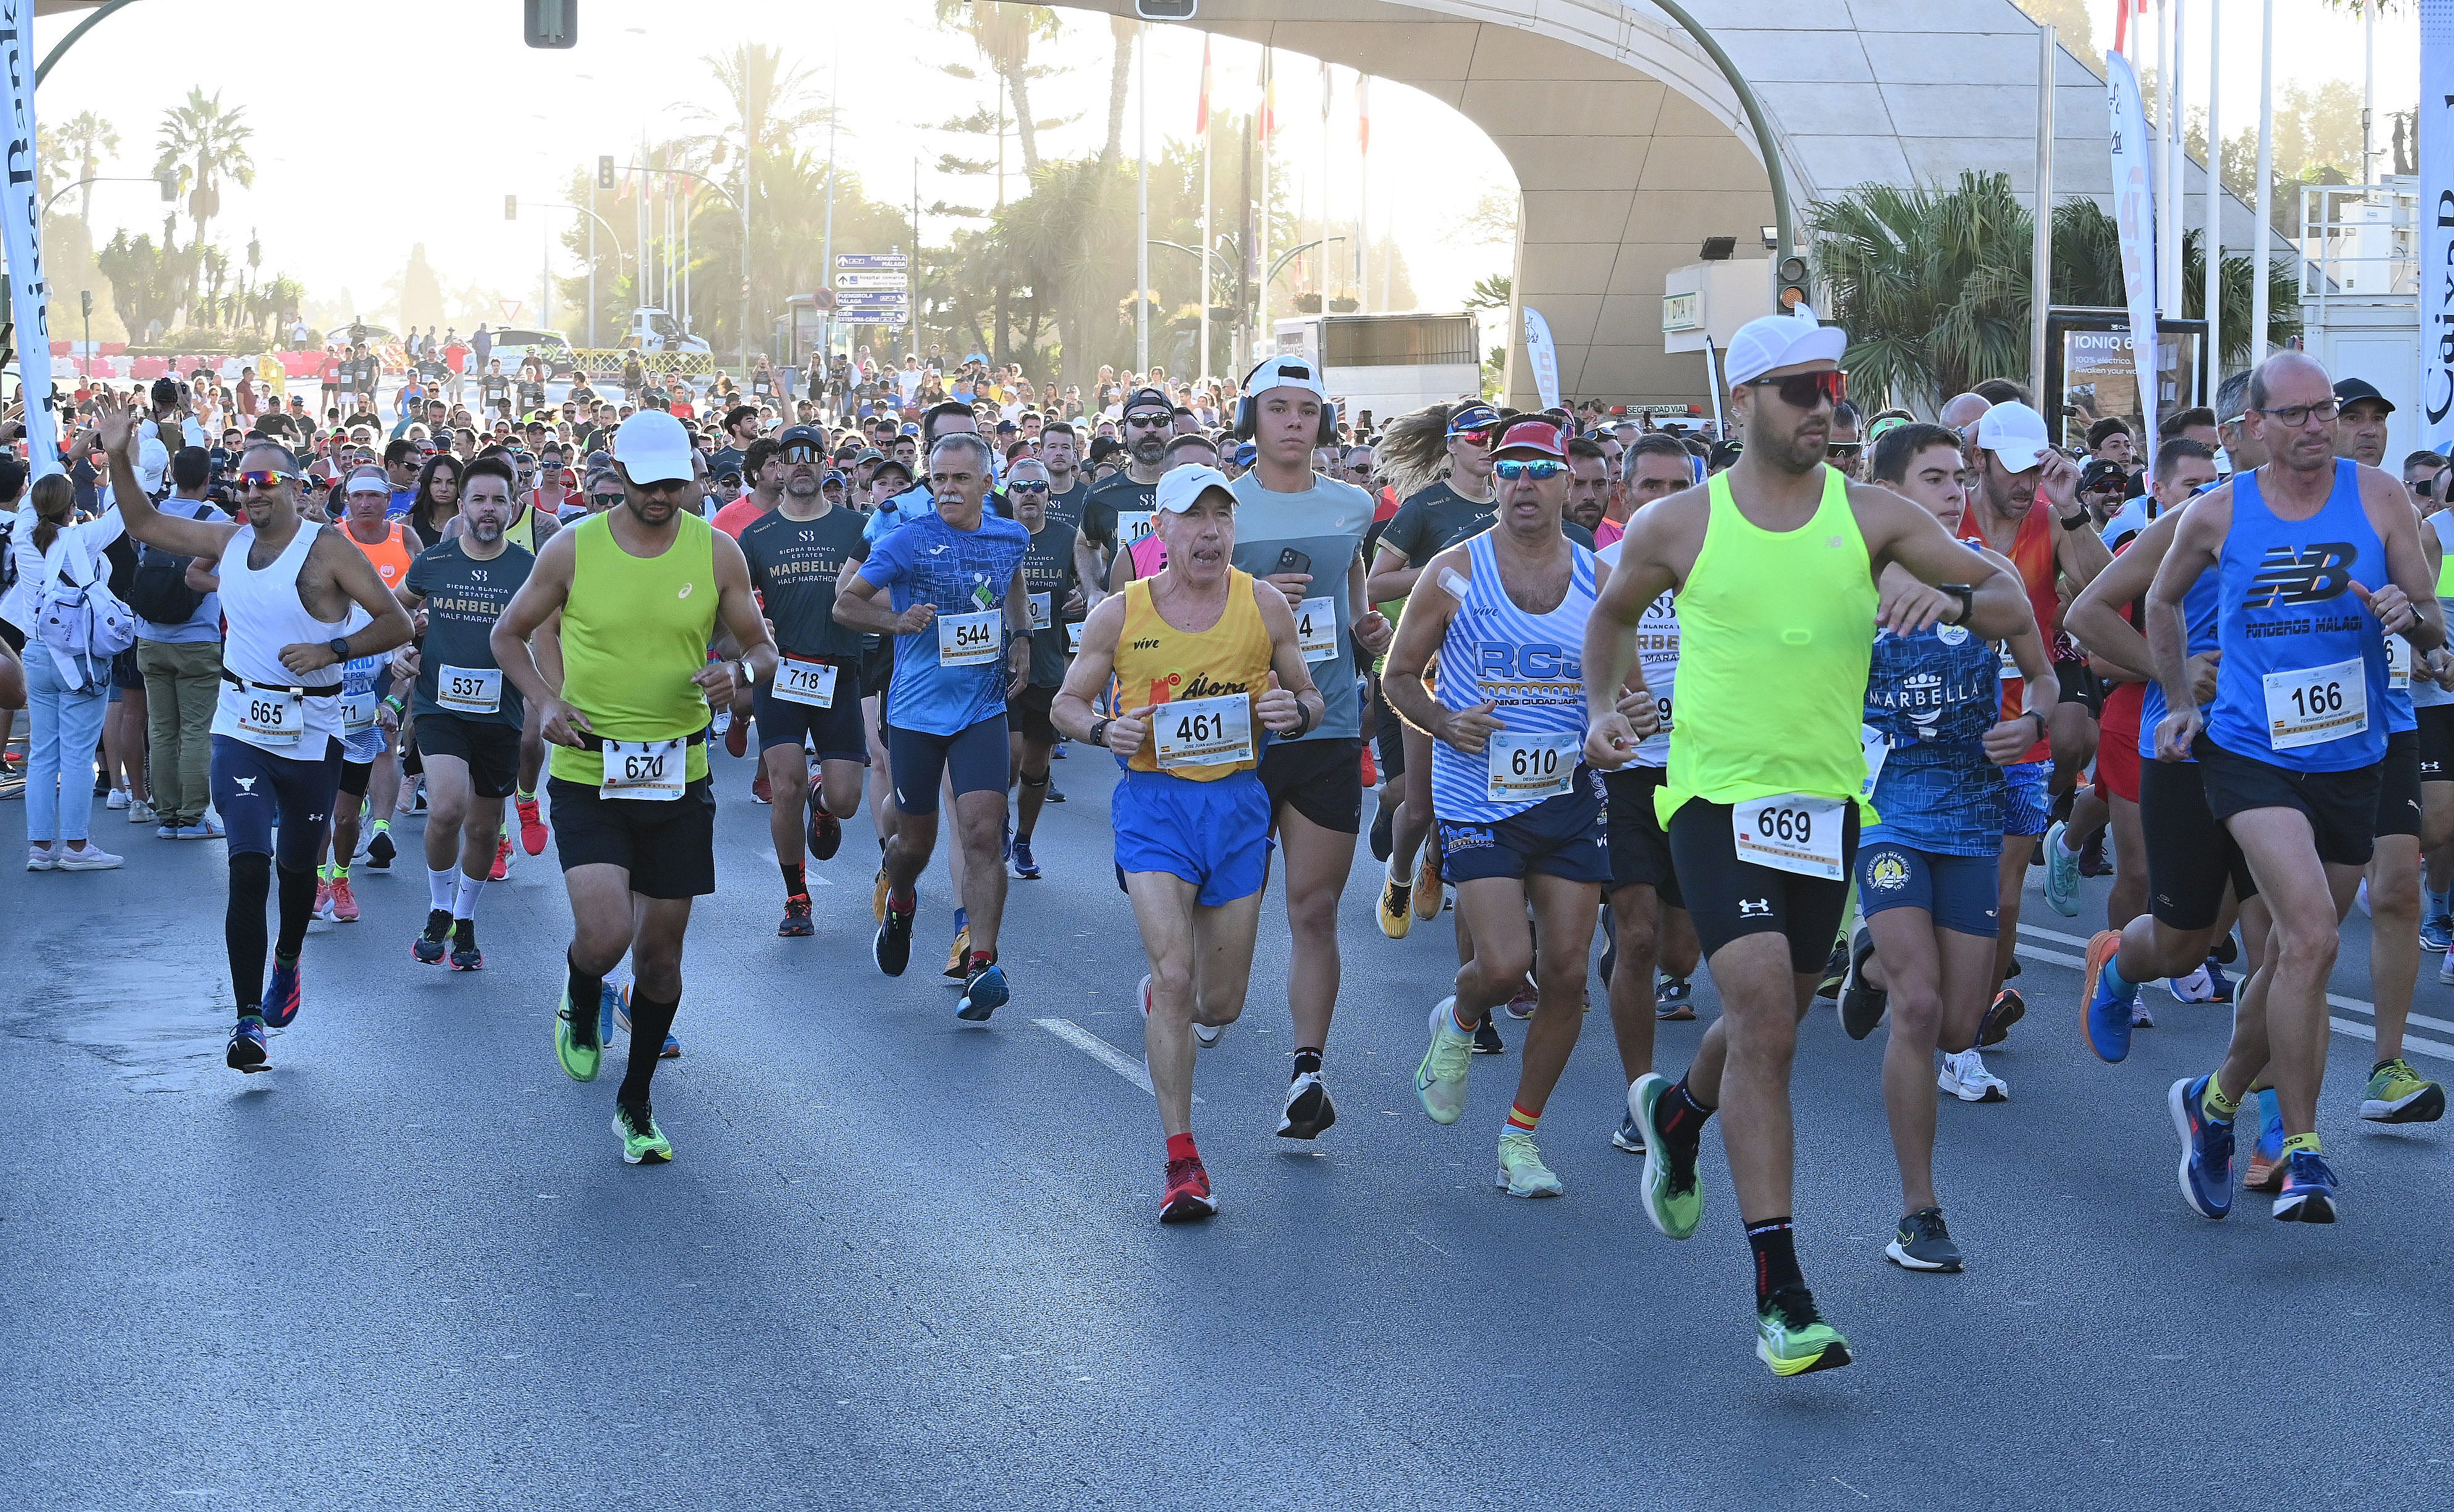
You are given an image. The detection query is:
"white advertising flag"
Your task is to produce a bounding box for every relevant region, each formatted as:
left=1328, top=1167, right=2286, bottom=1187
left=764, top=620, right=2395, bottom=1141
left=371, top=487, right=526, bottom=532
left=2106, top=50, right=2162, bottom=432
left=1522, top=306, right=1561, bottom=411
left=2423, top=0, right=2454, bottom=455
left=0, top=1, right=56, bottom=477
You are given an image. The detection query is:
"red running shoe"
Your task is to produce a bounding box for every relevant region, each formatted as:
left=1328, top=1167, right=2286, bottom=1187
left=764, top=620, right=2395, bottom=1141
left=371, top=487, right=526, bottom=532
left=490, top=834, right=512, bottom=883
left=723, top=712, right=749, bottom=759
left=751, top=767, right=773, bottom=805
left=515, top=795, right=547, bottom=855
left=1160, top=1153, right=1218, bottom=1224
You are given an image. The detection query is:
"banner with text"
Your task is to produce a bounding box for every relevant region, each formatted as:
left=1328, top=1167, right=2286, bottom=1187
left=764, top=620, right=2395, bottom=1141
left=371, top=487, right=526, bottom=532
left=1522, top=306, right=1561, bottom=411
left=2106, top=51, right=2161, bottom=432
left=2423, top=0, right=2454, bottom=455
left=0, top=0, right=57, bottom=475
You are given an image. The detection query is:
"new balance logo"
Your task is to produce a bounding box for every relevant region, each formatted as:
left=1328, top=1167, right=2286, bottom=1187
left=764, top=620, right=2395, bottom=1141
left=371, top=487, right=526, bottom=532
left=2246, top=543, right=2356, bottom=608
left=1738, top=899, right=1772, bottom=919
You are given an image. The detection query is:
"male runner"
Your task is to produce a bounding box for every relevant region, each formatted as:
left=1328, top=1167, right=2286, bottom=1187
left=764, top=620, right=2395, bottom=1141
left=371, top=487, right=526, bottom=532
left=1074, top=386, right=1173, bottom=605
left=2150, top=352, right=2441, bottom=1225
left=100, top=406, right=413, bottom=1070
left=334, top=469, right=419, bottom=873
left=1385, top=420, right=1607, bottom=1198
left=741, top=424, right=871, bottom=936
left=834, top=431, right=1033, bottom=1019
left=492, top=410, right=776, bottom=1164
left=1585, top=314, right=2030, bottom=1375
left=1053, top=465, right=1322, bottom=1220
left=1002, top=456, right=1080, bottom=880
left=398, top=455, right=535, bottom=971
left=1039, top=422, right=1090, bottom=536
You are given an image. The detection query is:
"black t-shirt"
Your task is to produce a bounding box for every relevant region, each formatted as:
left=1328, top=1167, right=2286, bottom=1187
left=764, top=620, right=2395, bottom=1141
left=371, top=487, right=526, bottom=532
left=1044, top=477, right=1091, bottom=537
left=1378, top=481, right=1496, bottom=569
left=709, top=445, right=746, bottom=481
left=1018, top=519, right=1081, bottom=688
left=404, top=539, right=536, bottom=726
left=738, top=503, right=870, bottom=660
left=481, top=372, right=510, bottom=402
left=1081, top=471, right=1158, bottom=552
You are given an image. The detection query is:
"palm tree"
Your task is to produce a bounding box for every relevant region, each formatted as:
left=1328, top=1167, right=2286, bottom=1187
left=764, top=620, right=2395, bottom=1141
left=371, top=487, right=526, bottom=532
left=683, top=44, right=830, bottom=169
left=934, top=1, right=1062, bottom=175
left=152, top=88, right=253, bottom=256
left=1102, top=17, right=1136, bottom=164
left=995, top=156, right=1134, bottom=390
left=54, top=111, right=118, bottom=227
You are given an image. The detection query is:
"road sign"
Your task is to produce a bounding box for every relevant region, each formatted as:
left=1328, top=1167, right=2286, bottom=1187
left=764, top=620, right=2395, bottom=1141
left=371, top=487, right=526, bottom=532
left=834, top=290, right=909, bottom=306
left=835, top=296, right=910, bottom=314
left=834, top=253, right=909, bottom=271
left=834, top=271, right=906, bottom=290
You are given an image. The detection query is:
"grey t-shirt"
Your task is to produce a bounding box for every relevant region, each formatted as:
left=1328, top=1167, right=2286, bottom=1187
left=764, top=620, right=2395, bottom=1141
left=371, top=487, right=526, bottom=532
left=1228, top=469, right=1377, bottom=742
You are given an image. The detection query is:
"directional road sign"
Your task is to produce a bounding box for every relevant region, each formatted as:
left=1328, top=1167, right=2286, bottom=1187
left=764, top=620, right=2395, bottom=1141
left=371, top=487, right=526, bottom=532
left=835, top=253, right=909, bottom=271
left=834, top=271, right=908, bottom=291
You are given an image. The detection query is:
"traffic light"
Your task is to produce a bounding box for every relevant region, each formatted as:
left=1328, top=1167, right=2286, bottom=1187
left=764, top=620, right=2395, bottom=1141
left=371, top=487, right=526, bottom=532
left=1776, top=256, right=1811, bottom=315
left=524, top=0, right=577, bottom=49
left=597, top=156, right=616, bottom=191
left=505, top=195, right=518, bottom=221
left=1134, top=0, right=1197, bottom=16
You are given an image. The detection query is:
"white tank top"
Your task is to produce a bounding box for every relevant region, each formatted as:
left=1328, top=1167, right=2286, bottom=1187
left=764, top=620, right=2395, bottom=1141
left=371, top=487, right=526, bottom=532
left=1596, top=538, right=1679, bottom=768
left=211, top=520, right=350, bottom=754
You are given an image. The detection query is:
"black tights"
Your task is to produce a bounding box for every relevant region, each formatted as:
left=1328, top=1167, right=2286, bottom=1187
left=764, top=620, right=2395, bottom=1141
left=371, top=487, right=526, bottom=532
left=226, top=855, right=318, bottom=1015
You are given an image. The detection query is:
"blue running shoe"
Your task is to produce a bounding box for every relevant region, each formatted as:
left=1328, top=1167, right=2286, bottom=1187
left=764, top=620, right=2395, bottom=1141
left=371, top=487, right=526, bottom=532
left=2423, top=909, right=2453, bottom=955
left=226, top=1014, right=269, bottom=1073
left=261, top=954, right=303, bottom=1029
left=2273, top=1149, right=2341, bottom=1224
left=598, top=982, right=620, bottom=1046
left=1011, top=836, right=1041, bottom=880
left=956, top=961, right=1009, bottom=1023
left=2080, top=930, right=2133, bottom=1063
left=2169, top=1076, right=2234, bottom=1219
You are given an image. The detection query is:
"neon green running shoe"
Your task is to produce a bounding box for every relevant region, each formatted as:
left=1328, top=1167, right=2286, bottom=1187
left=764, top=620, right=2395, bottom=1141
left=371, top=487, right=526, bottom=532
left=1756, top=1287, right=1852, bottom=1378
left=614, top=1101, right=673, bottom=1164
left=1495, top=1128, right=1563, bottom=1198
left=2359, top=1057, right=2447, bottom=1124
left=1414, top=998, right=1475, bottom=1125
left=1632, top=1073, right=1702, bottom=1240
left=555, top=989, right=601, bottom=1083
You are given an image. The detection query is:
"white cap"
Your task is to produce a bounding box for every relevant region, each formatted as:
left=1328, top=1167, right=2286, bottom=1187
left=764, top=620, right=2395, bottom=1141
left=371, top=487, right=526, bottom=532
left=1241, top=353, right=1330, bottom=403
left=614, top=410, right=694, bottom=484
left=1722, top=313, right=1846, bottom=388
left=1975, top=401, right=2052, bottom=471
left=1155, top=462, right=1236, bottom=514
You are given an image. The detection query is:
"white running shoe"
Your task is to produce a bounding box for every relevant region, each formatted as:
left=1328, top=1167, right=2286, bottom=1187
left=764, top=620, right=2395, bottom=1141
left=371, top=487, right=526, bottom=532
left=1495, top=1128, right=1564, bottom=1197
left=2167, top=966, right=2218, bottom=1003
left=26, top=844, right=56, bottom=872
left=105, top=788, right=130, bottom=811
left=1938, top=1048, right=2008, bottom=1103
left=2439, top=946, right=2454, bottom=987
left=54, top=844, right=124, bottom=872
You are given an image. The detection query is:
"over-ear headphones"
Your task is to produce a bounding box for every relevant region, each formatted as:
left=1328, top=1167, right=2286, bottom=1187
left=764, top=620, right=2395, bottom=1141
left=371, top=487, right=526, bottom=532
left=1233, top=356, right=1341, bottom=446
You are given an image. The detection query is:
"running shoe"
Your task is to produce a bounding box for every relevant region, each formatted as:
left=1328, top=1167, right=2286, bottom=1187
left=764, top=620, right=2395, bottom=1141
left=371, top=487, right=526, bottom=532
left=2168, top=957, right=2233, bottom=1004
left=1980, top=986, right=2025, bottom=1048
left=262, top=956, right=303, bottom=1029
left=1010, top=836, right=1040, bottom=880
left=1369, top=797, right=1395, bottom=863
left=1756, top=1287, right=1851, bottom=1377
left=1495, top=1129, right=1564, bottom=1198
left=1413, top=998, right=1475, bottom=1125
left=179, top=817, right=226, bottom=841
left=1631, top=1073, right=1702, bottom=1241
left=129, top=799, right=156, bottom=825
left=1837, top=926, right=1886, bottom=1041
left=106, top=786, right=129, bottom=810
left=516, top=795, right=547, bottom=855
left=872, top=865, right=892, bottom=923
left=613, top=1101, right=674, bottom=1164
left=1472, top=1015, right=1506, bottom=1055
left=2131, top=998, right=2156, bottom=1029
left=1160, top=1152, right=1216, bottom=1223
left=1596, top=918, right=1616, bottom=989
left=956, top=960, right=1008, bottom=1023
left=610, top=985, right=683, bottom=1056
left=1612, top=1110, right=1647, bottom=1154
left=53, top=844, right=124, bottom=872
left=1279, top=1071, right=1336, bottom=1140
left=1884, top=1207, right=1963, bottom=1272
left=226, top=1014, right=269, bottom=1073
left=1813, top=936, right=1848, bottom=1000
left=751, top=767, right=772, bottom=805
left=943, top=924, right=971, bottom=980
left=2439, top=944, right=2454, bottom=987
left=328, top=877, right=359, bottom=923
left=490, top=834, right=512, bottom=883
left=724, top=710, right=749, bottom=758
left=366, top=827, right=396, bottom=870
left=1501, top=973, right=1538, bottom=1021
left=2169, top=1075, right=2235, bottom=1220
left=1937, top=1048, right=2008, bottom=1103
left=2426, top=908, right=2454, bottom=955
left=2360, top=1057, right=2447, bottom=1124
left=809, top=807, right=843, bottom=862
left=2245, top=1101, right=2288, bottom=1193
left=1412, top=841, right=1443, bottom=920
left=1655, top=976, right=1695, bottom=1021
left=156, top=824, right=182, bottom=841
left=1044, top=780, right=1065, bottom=804
left=2042, top=820, right=2080, bottom=917
left=2078, top=829, right=2111, bottom=878
left=2273, top=1149, right=2340, bottom=1224
left=555, top=988, right=602, bottom=1082
left=2081, top=933, right=2140, bottom=1065
left=413, top=909, right=451, bottom=964
left=598, top=983, right=619, bottom=1047
left=314, top=878, right=335, bottom=920
left=874, top=896, right=916, bottom=976
left=1377, top=875, right=1412, bottom=939
left=778, top=894, right=814, bottom=937
left=449, top=931, right=484, bottom=972
left=1139, top=975, right=1223, bottom=1050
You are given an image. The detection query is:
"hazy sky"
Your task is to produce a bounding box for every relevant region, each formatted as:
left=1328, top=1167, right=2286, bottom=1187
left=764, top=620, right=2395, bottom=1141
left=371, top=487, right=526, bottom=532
left=28, top=0, right=2409, bottom=334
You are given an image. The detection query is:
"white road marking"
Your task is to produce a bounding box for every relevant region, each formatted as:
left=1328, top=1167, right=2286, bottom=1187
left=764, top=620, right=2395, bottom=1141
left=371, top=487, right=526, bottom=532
left=1034, top=1017, right=1200, bottom=1102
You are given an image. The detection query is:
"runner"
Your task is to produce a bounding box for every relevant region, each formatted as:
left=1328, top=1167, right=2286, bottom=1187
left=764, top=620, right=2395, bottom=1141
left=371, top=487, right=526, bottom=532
left=334, top=468, right=419, bottom=873
left=833, top=431, right=1033, bottom=1019
left=2146, top=352, right=2440, bottom=1225
left=100, top=406, right=415, bottom=1072
left=1384, top=420, right=1608, bottom=1198
left=1074, top=386, right=1173, bottom=605
left=396, top=455, right=535, bottom=970
left=491, top=410, right=777, bottom=1163
left=1583, top=314, right=2029, bottom=1375
left=1052, top=464, right=1323, bottom=1220
left=740, top=424, right=871, bottom=936
left=1836, top=422, right=2056, bottom=1272
left=1001, top=456, right=1080, bottom=880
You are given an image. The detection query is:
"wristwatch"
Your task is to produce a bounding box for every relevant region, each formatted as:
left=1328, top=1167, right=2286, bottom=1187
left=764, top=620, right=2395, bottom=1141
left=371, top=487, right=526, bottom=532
left=2059, top=508, right=2092, bottom=532
left=326, top=637, right=352, bottom=663
left=1088, top=716, right=1111, bottom=749
left=736, top=658, right=754, bottom=687
left=1938, top=583, right=1975, bottom=624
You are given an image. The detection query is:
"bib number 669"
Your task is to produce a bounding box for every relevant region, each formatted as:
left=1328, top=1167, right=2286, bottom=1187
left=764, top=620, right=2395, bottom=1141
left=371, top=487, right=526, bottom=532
left=1755, top=804, right=1813, bottom=845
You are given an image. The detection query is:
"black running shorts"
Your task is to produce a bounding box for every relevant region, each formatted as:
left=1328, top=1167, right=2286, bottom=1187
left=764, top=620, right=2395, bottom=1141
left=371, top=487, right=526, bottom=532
left=2192, top=736, right=2381, bottom=870
left=2139, top=757, right=2259, bottom=932
left=1665, top=795, right=1858, bottom=972
left=1259, top=736, right=1363, bottom=835
left=418, top=710, right=524, bottom=800
left=1603, top=766, right=1682, bottom=907
left=547, top=774, right=718, bottom=897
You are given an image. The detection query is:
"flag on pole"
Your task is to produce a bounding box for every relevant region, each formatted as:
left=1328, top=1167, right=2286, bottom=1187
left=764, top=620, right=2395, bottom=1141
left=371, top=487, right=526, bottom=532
left=1321, top=60, right=1333, bottom=120
left=1196, top=37, right=1211, bottom=135
left=2112, top=0, right=2149, bottom=56
left=1357, top=75, right=1370, bottom=156
left=2107, top=49, right=2163, bottom=431
left=1260, top=49, right=1275, bottom=145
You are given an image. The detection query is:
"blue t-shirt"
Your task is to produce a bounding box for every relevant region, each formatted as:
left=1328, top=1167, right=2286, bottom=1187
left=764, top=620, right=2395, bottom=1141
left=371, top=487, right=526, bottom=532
left=863, top=484, right=1005, bottom=544
left=1861, top=621, right=2005, bottom=857
left=854, top=508, right=1031, bottom=736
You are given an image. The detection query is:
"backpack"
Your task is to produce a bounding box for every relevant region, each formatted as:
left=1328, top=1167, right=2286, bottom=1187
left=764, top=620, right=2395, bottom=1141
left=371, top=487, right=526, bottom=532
left=34, top=526, right=137, bottom=681
left=0, top=514, right=15, bottom=595
left=119, top=498, right=214, bottom=626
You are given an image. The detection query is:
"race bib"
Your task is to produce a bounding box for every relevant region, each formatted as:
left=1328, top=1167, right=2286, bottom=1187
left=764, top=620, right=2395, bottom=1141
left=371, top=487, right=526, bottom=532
left=937, top=610, right=1001, bottom=667
left=1116, top=511, right=1157, bottom=548
left=1296, top=597, right=1339, bottom=663
left=2389, top=634, right=2413, bottom=692
left=1028, top=590, right=1053, bottom=631
left=1066, top=620, right=1084, bottom=653
left=773, top=657, right=838, bottom=708
left=599, top=737, right=685, bottom=800
left=1152, top=692, right=1254, bottom=770
left=2262, top=657, right=2368, bottom=751
left=1486, top=730, right=1578, bottom=803
left=236, top=686, right=303, bottom=746
left=439, top=665, right=504, bottom=715
left=1733, top=793, right=1847, bottom=881
left=340, top=691, right=377, bottom=735
left=1860, top=723, right=1889, bottom=802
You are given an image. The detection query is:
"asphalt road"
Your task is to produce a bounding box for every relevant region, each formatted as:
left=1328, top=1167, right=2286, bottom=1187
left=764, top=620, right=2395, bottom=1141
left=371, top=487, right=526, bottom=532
left=9, top=744, right=2451, bottom=1511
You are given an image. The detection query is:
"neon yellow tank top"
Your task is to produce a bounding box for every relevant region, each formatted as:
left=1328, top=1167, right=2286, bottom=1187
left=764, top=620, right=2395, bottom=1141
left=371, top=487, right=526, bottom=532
left=1114, top=569, right=1272, bottom=779
left=1656, top=466, right=1879, bottom=824
left=549, top=510, right=720, bottom=785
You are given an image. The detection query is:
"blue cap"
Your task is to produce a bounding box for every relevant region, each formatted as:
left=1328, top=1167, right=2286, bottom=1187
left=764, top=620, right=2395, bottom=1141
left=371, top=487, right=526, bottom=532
left=1233, top=441, right=1257, bottom=465
left=1445, top=402, right=1499, bottom=437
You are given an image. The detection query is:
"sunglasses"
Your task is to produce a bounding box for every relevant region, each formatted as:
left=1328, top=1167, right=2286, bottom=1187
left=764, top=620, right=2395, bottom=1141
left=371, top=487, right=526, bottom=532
left=1746, top=370, right=1848, bottom=409
left=1825, top=442, right=1863, bottom=457
left=589, top=491, right=625, bottom=508
left=1124, top=413, right=1172, bottom=428
left=1493, top=459, right=1564, bottom=481
left=782, top=444, right=820, bottom=462
left=1006, top=481, right=1049, bottom=495
left=239, top=469, right=300, bottom=490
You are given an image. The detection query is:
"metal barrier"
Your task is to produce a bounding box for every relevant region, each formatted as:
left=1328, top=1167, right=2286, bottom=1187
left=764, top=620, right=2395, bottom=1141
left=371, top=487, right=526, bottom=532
left=568, top=348, right=716, bottom=379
